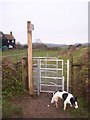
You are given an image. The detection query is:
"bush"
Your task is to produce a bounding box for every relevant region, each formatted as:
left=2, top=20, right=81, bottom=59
left=72, top=49, right=88, bottom=100
left=2, top=58, right=25, bottom=99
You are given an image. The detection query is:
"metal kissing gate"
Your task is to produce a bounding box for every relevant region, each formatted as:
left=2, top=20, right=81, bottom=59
left=33, top=57, right=69, bottom=95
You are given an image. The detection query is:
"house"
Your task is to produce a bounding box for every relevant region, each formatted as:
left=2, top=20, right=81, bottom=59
left=0, top=31, right=16, bottom=50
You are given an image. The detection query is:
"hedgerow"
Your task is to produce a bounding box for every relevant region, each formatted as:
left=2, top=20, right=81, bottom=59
left=2, top=58, right=25, bottom=99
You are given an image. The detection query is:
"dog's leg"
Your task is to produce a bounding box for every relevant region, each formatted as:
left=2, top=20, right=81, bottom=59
left=55, top=101, right=58, bottom=108
left=51, top=98, right=54, bottom=103
left=70, top=104, right=73, bottom=107
left=63, top=101, right=67, bottom=110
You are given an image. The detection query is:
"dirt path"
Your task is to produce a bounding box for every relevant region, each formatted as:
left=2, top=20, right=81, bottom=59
left=10, top=93, right=74, bottom=118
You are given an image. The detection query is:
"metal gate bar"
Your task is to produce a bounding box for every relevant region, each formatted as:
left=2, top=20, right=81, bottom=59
left=40, top=58, right=63, bottom=94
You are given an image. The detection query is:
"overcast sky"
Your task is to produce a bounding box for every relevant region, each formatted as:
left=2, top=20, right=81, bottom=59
left=0, top=0, right=88, bottom=45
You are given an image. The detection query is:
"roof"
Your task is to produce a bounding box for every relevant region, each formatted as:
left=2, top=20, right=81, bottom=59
left=4, top=34, right=15, bottom=40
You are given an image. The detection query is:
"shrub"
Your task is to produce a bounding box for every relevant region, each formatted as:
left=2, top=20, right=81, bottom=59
left=72, top=49, right=88, bottom=100
left=2, top=58, right=25, bottom=99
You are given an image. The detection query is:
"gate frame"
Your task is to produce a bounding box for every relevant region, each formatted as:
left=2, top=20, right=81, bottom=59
left=33, top=57, right=69, bottom=95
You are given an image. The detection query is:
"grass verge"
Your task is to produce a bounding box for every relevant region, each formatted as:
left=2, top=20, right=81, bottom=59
left=2, top=99, right=23, bottom=118
left=68, top=98, right=88, bottom=118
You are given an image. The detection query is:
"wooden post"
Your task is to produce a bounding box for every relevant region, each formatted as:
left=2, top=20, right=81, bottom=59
left=70, top=55, right=74, bottom=93
left=67, top=60, right=69, bottom=92
left=27, top=21, right=34, bottom=95
left=22, top=57, right=28, bottom=90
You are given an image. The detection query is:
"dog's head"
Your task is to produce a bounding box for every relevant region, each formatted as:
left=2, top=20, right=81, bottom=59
left=70, top=97, right=78, bottom=109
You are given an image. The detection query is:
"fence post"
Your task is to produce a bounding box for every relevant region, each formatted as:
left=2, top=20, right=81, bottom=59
left=70, top=55, right=74, bottom=93
left=22, top=57, right=28, bottom=90
left=27, top=21, right=34, bottom=95
left=62, top=76, right=64, bottom=91
left=56, top=58, right=58, bottom=91
left=37, top=59, right=40, bottom=95
left=45, top=58, right=47, bottom=78
left=67, top=60, right=69, bottom=92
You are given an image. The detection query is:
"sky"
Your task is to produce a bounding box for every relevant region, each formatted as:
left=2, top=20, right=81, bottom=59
left=0, top=0, right=89, bottom=45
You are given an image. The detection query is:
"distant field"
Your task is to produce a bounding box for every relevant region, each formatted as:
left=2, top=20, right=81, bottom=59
left=2, top=46, right=88, bottom=62
left=2, top=49, right=27, bottom=56
left=2, top=49, right=60, bottom=59
left=33, top=49, right=59, bottom=57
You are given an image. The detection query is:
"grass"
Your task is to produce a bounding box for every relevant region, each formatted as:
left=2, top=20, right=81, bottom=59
left=33, top=49, right=59, bottom=57
left=2, top=99, right=23, bottom=118
left=2, top=49, right=60, bottom=63
left=2, top=49, right=27, bottom=62
left=2, top=49, right=59, bottom=57
left=73, top=47, right=88, bottom=63
left=2, top=49, right=27, bottom=56
left=68, top=98, right=88, bottom=118
left=2, top=48, right=70, bottom=62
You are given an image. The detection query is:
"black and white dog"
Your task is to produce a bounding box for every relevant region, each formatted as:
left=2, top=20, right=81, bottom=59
left=51, top=90, right=78, bottom=110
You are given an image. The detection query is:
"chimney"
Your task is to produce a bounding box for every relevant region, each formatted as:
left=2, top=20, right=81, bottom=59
left=10, top=31, right=12, bottom=35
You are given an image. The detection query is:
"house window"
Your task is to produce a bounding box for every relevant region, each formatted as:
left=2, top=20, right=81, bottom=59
left=12, top=40, right=14, bottom=43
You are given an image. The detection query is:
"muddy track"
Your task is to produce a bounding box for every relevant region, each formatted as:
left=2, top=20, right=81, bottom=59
left=10, top=93, right=73, bottom=118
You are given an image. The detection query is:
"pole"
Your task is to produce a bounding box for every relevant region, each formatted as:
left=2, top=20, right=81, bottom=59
left=27, top=21, right=34, bottom=95
left=67, top=60, right=69, bottom=92
left=37, top=59, right=40, bottom=95
left=70, top=55, right=74, bottom=93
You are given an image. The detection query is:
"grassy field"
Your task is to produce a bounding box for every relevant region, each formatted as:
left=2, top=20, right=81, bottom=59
left=2, top=46, right=87, bottom=61
left=2, top=49, right=27, bottom=56
left=2, top=49, right=59, bottom=58
left=2, top=49, right=60, bottom=63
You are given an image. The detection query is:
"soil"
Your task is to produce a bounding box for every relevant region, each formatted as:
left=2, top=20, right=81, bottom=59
left=10, top=92, right=74, bottom=118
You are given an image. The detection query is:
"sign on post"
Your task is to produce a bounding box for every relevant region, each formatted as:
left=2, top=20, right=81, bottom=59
left=30, top=24, right=34, bottom=31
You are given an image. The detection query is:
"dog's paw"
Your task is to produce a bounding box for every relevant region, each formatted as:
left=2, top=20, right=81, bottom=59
left=63, top=108, right=66, bottom=110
